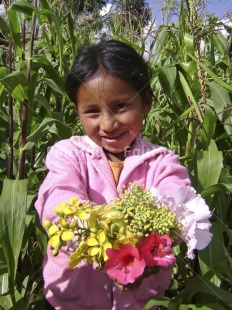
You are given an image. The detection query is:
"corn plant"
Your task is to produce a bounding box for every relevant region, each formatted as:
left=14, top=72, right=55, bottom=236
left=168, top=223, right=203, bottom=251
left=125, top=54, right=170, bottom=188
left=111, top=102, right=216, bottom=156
left=0, top=0, right=99, bottom=308
left=142, top=1, right=232, bottom=309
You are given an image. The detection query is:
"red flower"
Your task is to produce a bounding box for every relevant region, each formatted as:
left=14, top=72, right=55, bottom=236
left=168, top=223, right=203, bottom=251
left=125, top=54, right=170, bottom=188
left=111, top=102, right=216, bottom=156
left=104, top=244, right=146, bottom=285
left=138, top=233, right=175, bottom=267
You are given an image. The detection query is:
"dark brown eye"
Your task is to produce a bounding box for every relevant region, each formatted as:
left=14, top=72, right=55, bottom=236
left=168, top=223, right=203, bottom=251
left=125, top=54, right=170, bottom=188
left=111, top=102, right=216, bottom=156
left=116, top=103, right=128, bottom=110
left=85, top=109, right=100, bottom=114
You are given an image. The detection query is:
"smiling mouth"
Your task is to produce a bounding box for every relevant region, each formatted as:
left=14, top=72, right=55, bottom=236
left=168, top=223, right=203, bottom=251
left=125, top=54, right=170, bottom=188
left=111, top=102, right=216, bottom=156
left=103, top=132, right=125, bottom=140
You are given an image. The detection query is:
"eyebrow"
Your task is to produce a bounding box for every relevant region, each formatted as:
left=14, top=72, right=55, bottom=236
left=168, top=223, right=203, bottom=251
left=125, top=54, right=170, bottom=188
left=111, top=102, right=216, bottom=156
left=85, top=96, right=134, bottom=106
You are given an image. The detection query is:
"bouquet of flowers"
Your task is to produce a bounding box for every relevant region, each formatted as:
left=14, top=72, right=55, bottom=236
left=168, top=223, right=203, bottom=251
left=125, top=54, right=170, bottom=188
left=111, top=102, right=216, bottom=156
left=44, top=182, right=212, bottom=287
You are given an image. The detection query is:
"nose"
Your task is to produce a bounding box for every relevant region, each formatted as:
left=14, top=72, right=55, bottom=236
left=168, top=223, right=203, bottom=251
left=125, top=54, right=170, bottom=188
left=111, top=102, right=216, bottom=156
left=100, top=111, right=117, bottom=132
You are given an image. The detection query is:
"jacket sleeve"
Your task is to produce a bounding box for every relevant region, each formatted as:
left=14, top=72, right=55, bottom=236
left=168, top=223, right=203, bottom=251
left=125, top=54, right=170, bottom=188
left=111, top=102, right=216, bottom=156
left=35, top=139, right=89, bottom=224
left=34, top=140, right=113, bottom=309
left=148, top=148, right=191, bottom=196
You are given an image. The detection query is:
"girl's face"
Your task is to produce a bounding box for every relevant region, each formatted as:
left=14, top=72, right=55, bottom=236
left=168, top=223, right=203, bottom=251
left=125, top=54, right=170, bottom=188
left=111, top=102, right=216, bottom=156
left=76, top=73, right=151, bottom=162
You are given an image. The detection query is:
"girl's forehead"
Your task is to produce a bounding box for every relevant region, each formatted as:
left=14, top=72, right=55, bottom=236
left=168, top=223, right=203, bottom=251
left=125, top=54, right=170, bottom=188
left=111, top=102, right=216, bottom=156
left=85, top=72, right=123, bottom=87
left=77, top=74, right=138, bottom=103
left=77, top=73, right=138, bottom=100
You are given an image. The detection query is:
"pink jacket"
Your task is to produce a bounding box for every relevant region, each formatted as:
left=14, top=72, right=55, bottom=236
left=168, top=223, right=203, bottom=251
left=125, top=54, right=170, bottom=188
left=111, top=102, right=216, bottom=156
left=35, top=135, right=190, bottom=310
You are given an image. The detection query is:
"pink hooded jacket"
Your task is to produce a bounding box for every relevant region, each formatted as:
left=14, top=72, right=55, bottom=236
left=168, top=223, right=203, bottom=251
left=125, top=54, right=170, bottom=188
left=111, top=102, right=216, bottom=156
left=35, top=135, right=190, bottom=310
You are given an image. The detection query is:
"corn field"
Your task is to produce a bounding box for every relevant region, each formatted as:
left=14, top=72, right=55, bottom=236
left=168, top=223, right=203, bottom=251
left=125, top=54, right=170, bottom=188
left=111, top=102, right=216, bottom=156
left=0, top=0, right=232, bottom=309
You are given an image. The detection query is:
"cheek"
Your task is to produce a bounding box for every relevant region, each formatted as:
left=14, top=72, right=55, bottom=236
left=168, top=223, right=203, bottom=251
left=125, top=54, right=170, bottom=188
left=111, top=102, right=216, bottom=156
left=80, top=118, right=98, bottom=134
left=125, top=112, right=143, bottom=127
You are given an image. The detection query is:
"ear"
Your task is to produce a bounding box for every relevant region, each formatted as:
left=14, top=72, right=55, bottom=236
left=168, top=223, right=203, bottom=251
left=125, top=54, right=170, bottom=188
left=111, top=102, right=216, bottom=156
left=142, top=90, right=152, bottom=115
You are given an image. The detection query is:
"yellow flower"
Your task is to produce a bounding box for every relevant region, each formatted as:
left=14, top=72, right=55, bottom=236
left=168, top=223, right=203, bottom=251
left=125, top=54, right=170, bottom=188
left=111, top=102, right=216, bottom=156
left=69, top=242, right=88, bottom=268
left=86, top=230, right=112, bottom=262
left=69, top=197, right=80, bottom=207
left=55, top=201, right=76, bottom=216
left=48, top=234, right=60, bottom=247
left=61, top=230, right=75, bottom=241
left=48, top=224, right=59, bottom=236
left=59, top=217, right=70, bottom=229
left=43, top=220, right=52, bottom=230
left=76, top=209, right=89, bottom=220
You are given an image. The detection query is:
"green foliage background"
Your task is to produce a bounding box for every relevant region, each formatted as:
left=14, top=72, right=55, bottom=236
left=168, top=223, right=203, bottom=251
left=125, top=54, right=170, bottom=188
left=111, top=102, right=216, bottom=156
left=0, top=0, right=231, bottom=309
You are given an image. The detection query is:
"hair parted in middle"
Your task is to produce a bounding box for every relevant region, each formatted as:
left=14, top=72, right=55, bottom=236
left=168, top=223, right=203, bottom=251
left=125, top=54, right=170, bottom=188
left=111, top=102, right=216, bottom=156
left=65, top=39, right=153, bottom=105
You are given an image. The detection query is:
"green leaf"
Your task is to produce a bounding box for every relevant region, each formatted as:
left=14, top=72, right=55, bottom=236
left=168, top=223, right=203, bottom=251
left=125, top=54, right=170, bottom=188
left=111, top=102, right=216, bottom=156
left=7, top=8, right=22, bottom=59
left=167, top=299, right=181, bottom=310
left=187, top=53, right=232, bottom=93
left=178, top=71, right=203, bottom=122
left=24, top=117, right=71, bottom=150
left=219, top=168, right=232, bottom=192
left=0, top=71, right=29, bottom=101
left=211, top=191, right=230, bottom=229
left=44, top=78, right=65, bottom=95
left=198, top=222, right=225, bottom=274
left=144, top=297, right=170, bottom=310
left=0, top=67, right=8, bottom=79
left=159, top=67, right=177, bottom=98
left=200, top=184, right=228, bottom=198
left=151, top=26, right=168, bottom=65
left=201, top=104, right=216, bottom=150
left=0, top=15, right=10, bottom=35
left=183, top=303, right=227, bottom=310
left=0, top=248, right=9, bottom=295
left=10, top=0, right=35, bottom=16
left=195, top=151, right=223, bottom=191
left=67, top=12, right=77, bottom=59
left=21, top=213, right=34, bottom=259
left=0, top=294, right=13, bottom=310
left=34, top=57, right=64, bottom=91
left=36, top=10, right=64, bottom=72
left=184, top=33, right=195, bottom=53
left=178, top=276, right=232, bottom=307
left=34, top=213, right=48, bottom=255
left=39, top=0, right=50, bottom=10
left=209, top=82, right=232, bottom=135
left=212, top=32, right=228, bottom=56
left=0, top=67, right=8, bottom=95
left=0, top=273, right=9, bottom=295
left=0, top=179, right=28, bottom=291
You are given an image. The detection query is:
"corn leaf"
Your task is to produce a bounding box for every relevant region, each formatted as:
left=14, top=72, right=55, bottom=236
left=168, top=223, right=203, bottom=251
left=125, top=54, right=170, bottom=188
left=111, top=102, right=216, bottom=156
left=209, top=82, right=232, bottom=135
left=201, top=104, right=216, bottom=150
left=10, top=0, right=35, bottom=16
left=0, top=15, right=10, bottom=35
left=178, top=276, right=232, bottom=307
left=178, top=71, right=203, bottom=122
left=7, top=8, right=22, bottom=59
left=24, top=117, right=72, bottom=150
left=188, top=53, right=232, bottom=93
left=212, top=32, right=228, bottom=56
left=0, top=179, right=28, bottom=291
left=198, top=222, right=225, bottom=274
left=0, top=71, right=29, bottom=101
left=195, top=151, right=223, bottom=191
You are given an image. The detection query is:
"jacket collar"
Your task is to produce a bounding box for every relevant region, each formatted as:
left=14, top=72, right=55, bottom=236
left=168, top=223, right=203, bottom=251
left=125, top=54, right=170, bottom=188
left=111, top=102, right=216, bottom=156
left=70, top=134, right=162, bottom=162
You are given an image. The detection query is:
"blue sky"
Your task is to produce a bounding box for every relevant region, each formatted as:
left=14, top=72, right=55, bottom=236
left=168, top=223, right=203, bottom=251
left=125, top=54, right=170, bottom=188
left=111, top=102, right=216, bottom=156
left=148, top=0, right=232, bottom=23
left=1, top=1, right=231, bottom=23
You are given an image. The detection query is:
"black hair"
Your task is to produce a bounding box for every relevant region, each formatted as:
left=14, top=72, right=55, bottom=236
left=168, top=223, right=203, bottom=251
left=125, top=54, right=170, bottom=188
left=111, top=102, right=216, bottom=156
left=65, top=39, right=152, bottom=105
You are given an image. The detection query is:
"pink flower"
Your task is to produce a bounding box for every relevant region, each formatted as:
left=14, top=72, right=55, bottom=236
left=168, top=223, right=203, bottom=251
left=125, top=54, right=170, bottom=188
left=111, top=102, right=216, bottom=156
left=104, top=244, right=146, bottom=285
left=138, top=233, right=175, bottom=267
left=166, top=186, right=212, bottom=259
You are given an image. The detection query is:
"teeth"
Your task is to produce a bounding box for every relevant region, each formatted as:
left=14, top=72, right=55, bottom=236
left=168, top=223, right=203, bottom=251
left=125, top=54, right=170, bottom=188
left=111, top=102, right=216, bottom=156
left=105, top=134, right=121, bottom=139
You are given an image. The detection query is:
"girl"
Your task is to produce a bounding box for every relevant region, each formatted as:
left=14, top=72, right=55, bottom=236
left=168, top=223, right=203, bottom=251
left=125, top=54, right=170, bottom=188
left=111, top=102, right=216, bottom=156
left=35, top=40, right=190, bottom=310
